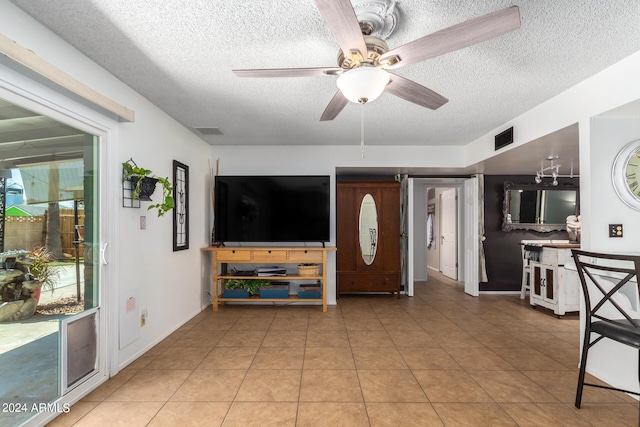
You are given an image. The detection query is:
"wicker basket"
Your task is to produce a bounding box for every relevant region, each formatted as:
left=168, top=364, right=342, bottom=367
left=297, top=264, right=319, bottom=276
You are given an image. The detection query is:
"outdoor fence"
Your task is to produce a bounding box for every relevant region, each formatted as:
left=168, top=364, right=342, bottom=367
left=4, top=210, right=85, bottom=259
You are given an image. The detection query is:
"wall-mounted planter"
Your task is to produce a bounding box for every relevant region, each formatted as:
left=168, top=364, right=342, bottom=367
left=122, top=159, right=175, bottom=216
left=130, top=176, right=158, bottom=201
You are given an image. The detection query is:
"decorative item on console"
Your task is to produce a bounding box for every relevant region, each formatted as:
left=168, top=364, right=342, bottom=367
left=523, top=244, right=542, bottom=262
left=298, top=264, right=320, bottom=276
left=566, top=215, right=581, bottom=244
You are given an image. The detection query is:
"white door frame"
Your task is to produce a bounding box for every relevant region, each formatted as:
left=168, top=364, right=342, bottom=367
left=464, top=177, right=479, bottom=296
left=408, top=178, right=479, bottom=294
left=406, top=179, right=414, bottom=296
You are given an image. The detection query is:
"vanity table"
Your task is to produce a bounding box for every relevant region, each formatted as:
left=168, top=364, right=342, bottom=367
left=520, top=240, right=580, bottom=317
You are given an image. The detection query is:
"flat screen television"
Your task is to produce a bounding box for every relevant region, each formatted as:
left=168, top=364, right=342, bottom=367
left=214, top=175, right=330, bottom=243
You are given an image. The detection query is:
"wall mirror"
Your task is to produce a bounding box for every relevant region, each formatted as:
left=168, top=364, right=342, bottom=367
left=502, top=181, right=579, bottom=232
left=359, top=193, right=378, bottom=265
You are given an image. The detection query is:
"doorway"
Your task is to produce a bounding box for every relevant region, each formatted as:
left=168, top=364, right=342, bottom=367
left=422, top=186, right=458, bottom=279
left=439, top=187, right=458, bottom=280
left=409, top=177, right=479, bottom=297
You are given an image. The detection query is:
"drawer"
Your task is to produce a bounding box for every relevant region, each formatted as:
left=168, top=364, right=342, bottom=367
left=540, top=248, right=571, bottom=265
left=338, top=273, right=400, bottom=293
left=251, top=250, right=288, bottom=262
left=540, top=249, right=558, bottom=264
left=215, top=249, right=253, bottom=262
left=287, top=250, right=323, bottom=263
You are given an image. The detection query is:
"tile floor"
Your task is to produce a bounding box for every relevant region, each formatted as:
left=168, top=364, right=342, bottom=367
left=47, top=272, right=639, bottom=426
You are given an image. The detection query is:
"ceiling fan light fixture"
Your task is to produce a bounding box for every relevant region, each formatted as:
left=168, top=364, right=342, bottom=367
left=336, top=66, right=390, bottom=104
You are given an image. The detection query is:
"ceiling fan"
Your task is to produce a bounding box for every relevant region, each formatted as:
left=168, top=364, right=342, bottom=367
left=233, top=0, right=521, bottom=121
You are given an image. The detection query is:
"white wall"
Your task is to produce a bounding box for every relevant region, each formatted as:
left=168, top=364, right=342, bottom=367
left=1, top=0, right=211, bottom=378
left=212, top=144, right=466, bottom=175
left=585, top=116, right=640, bottom=251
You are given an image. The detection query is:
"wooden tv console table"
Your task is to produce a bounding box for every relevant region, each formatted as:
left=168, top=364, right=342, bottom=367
left=202, top=246, right=335, bottom=312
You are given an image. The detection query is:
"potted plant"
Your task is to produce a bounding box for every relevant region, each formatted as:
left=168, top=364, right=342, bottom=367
left=122, top=160, right=175, bottom=217
left=223, top=278, right=271, bottom=298
left=23, top=246, right=58, bottom=304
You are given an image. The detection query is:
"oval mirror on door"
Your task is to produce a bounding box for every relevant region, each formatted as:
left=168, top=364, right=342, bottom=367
left=359, top=193, right=378, bottom=265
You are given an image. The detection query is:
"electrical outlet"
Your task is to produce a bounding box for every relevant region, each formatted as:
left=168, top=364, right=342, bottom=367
left=609, top=224, right=623, bottom=237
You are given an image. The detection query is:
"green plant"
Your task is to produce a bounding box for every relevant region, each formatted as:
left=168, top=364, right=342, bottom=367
left=224, top=278, right=271, bottom=295
left=26, top=246, right=58, bottom=292
left=122, top=161, right=175, bottom=217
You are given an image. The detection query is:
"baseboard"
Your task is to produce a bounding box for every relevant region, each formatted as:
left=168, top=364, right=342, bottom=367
left=479, top=291, right=521, bottom=295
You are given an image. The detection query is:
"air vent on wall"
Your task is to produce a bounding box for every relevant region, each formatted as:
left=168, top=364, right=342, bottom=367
left=495, top=127, right=513, bottom=150
left=194, top=127, right=224, bottom=136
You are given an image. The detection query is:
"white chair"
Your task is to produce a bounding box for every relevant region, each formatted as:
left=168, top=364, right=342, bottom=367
left=520, top=252, right=531, bottom=299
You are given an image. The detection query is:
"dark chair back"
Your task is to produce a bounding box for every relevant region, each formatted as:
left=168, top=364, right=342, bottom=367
left=572, top=250, right=640, bottom=328
left=571, top=249, right=640, bottom=408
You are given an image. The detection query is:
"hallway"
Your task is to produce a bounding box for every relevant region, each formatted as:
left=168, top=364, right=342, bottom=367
left=47, top=272, right=638, bottom=426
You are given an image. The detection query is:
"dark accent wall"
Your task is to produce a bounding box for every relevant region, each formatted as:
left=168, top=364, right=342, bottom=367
left=481, top=175, right=573, bottom=292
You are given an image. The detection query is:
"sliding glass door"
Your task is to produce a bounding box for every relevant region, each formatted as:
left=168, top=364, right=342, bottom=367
left=0, top=98, right=102, bottom=426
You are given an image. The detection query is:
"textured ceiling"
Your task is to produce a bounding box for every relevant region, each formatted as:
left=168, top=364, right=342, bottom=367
left=6, top=0, right=640, bottom=173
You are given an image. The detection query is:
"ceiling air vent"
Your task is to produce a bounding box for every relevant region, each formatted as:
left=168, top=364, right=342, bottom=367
left=495, top=127, right=513, bottom=151
left=194, top=127, right=224, bottom=136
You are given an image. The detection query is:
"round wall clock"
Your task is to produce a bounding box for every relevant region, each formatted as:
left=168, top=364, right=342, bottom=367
left=612, top=139, right=640, bottom=210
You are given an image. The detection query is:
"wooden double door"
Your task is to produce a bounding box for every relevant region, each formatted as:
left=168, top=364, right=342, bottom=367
left=336, top=181, right=401, bottom=297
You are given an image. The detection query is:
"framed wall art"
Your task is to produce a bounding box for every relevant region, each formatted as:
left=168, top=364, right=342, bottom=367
left=173, top=160, right=189, bottom=251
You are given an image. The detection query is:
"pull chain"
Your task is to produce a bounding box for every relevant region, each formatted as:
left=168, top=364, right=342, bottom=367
left=360, top=102, right=365, bottom=158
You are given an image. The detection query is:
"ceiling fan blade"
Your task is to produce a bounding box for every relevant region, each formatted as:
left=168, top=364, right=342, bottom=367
left=386, top=74, right=448, bottom=110
left=380, top=6, right=521, bottom=68
left=320, top=90, right=348, bottom=121
left=315, top=0, right=368, bottom=59
left=233, top=67, right=342, bottom=78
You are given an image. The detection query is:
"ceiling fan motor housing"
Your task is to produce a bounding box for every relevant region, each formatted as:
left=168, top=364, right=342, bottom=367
left=338, top=36, right=395, bottom=69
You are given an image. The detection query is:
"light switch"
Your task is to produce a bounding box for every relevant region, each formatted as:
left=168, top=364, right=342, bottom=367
left=140, top=216, right=146, bottom=230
